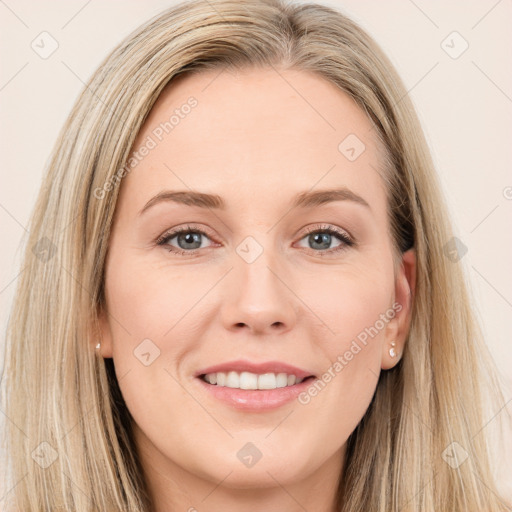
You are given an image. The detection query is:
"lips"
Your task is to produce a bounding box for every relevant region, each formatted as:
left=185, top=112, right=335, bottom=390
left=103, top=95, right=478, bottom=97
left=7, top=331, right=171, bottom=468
left=194, top=360, right=318, bottom=411
left=194, top=359, right=316, bottom=381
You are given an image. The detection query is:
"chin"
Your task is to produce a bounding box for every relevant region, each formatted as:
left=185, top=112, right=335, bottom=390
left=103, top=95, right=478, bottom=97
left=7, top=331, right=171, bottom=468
left=197, top=448, right=311, bottom=489
left=217, top=463, right=307, bottom=490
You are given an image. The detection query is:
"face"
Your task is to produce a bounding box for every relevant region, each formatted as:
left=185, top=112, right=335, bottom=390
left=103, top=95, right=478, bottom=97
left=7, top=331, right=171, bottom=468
left=98, top=67, right=415, bottom=496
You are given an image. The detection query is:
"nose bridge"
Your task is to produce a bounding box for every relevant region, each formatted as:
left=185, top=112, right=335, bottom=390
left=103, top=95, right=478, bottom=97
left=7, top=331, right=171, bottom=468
left=235, top=231, right=284, bottom=303
left=220, top=230, right=298, bottom=333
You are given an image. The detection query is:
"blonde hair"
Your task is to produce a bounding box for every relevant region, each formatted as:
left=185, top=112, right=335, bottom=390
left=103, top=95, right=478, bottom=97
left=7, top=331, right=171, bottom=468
left=1, top=0, right=509, bottom=510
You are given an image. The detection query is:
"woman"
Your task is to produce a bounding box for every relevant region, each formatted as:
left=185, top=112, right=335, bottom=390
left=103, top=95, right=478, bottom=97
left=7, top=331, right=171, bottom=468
left=1, top=0, right=509, bottom=510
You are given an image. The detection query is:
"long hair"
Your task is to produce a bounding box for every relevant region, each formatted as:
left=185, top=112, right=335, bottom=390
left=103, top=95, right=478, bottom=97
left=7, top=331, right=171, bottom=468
left=1, top=0, right=509, bottom=510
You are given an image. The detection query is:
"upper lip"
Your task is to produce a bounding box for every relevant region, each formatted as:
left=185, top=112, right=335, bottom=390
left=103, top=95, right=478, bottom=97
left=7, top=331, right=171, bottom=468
left=195, top=359, right=316, bottom=380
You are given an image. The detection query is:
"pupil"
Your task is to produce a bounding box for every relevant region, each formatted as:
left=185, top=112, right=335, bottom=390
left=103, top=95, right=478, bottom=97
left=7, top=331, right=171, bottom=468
left=180, top=232, right=201, bottom=249
left=311, top=233, right=330, bottom=250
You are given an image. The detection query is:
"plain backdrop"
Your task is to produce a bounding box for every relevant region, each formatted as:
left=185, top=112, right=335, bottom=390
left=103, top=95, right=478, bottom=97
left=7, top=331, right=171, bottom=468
left=1, top=0, right=511, bottom=502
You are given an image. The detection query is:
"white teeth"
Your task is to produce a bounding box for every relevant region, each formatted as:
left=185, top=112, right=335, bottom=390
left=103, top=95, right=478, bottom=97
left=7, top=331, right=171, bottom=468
left=216, top=372, right=226, bottom=386
left=225, top=371, right=239, bottom=388
left=239, top=371, right=258, bottom=390
left=258, top=373, right=276, bottom=389
left=202, top=371, right=308, bottom=390
left=276, top=373, right=288, bottom=388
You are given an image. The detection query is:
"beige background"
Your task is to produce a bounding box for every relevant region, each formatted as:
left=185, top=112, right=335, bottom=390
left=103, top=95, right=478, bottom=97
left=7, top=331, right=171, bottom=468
left=1, top=0, right=511, bottom=502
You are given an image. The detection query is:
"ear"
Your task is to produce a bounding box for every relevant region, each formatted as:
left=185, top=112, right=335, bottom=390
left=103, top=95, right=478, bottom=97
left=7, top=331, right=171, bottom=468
left=381, top=248, right=416, bottom=370
left=97, top=305, right=114, bottom=359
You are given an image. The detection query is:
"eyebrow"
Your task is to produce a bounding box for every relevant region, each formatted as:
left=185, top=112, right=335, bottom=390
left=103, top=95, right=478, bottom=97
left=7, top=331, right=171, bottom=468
left=138, top=187, right=370, bottom=216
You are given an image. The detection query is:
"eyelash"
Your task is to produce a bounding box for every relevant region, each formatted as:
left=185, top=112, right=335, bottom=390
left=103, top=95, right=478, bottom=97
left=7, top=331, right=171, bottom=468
left=155, top=223, right=355, bottom=257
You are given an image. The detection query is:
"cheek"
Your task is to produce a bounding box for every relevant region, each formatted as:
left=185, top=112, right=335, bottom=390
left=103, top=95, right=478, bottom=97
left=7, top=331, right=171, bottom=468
left=306, top=262, right=393, bottom=353
left=295, top=264, right=393, bottom=429
left=103, top=257, right=195, bottom=453
left=103, top=255, right=200, bottom=401
left=106, top=255, right=201, bottom=341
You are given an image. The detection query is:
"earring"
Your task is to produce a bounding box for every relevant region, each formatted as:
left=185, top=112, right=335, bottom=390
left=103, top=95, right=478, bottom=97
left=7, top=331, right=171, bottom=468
left=389, top=341, right=397, bottom=358
left=95, top=342, right=101, bottom=350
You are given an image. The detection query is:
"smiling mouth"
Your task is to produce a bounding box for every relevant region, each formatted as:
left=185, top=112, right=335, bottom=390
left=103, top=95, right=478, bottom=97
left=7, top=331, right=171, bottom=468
left=199, top=371, right=316, bottom=390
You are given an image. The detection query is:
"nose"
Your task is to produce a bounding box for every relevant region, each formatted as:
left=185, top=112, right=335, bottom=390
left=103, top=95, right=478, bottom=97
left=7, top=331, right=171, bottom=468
left=220, top=249, right=298, bottom=336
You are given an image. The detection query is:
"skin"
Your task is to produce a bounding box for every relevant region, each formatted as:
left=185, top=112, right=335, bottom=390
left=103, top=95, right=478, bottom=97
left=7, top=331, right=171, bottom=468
left=98, top=67, right=416, bottom=512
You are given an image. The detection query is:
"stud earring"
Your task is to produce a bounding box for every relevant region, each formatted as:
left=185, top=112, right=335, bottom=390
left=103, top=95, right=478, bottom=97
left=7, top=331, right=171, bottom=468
left=389, top=341, right=397, bottom=358
left=95, top=342, right=101, bottom=350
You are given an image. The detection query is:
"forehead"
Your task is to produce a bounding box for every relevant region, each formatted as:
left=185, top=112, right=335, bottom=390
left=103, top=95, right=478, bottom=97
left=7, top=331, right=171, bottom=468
left=118, top=67, right=388, bottom=215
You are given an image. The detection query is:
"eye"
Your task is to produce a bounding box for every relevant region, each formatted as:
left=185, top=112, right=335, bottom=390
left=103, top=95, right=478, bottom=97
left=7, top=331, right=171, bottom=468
left=296, top=224, right=354, bottom=255
left=156, top=223, right=355, bottom=256
left=156, top=224, right=216, bottom=255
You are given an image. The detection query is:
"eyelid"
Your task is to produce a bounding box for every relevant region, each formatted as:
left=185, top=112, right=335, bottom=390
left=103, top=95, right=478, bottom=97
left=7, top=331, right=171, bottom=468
left=156, top=222, right=356, bottom=255
left=300, top=224, right=355, bottom=244
left=294, top=224, right=355, bottom=257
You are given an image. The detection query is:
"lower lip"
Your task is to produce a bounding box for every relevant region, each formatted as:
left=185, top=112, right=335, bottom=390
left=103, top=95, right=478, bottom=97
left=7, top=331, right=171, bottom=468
left=196, top=376, right=316, bottom=411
